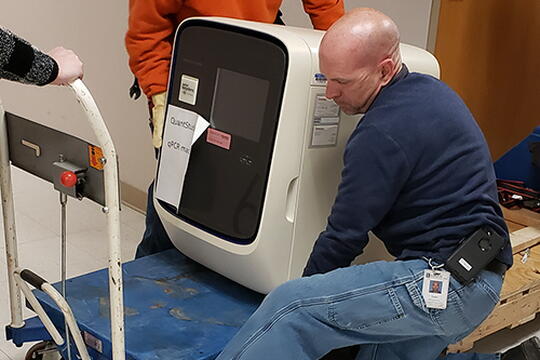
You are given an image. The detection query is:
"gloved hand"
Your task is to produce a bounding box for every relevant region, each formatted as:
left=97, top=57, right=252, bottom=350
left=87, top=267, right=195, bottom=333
left=47, top=47, right=83, bottom=85
left=151, top=92, right=166, bottom=148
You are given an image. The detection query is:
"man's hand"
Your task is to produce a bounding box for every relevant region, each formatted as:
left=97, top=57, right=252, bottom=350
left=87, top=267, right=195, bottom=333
left=151, top=92, right=167, bottom=148
left=47, top=47, right=83, bottom=85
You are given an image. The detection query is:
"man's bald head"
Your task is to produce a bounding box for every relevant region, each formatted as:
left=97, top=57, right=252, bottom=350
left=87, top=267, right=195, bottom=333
left=319, top=8, right=403, bottom=115
left=322, top=8, right=401, bottom=69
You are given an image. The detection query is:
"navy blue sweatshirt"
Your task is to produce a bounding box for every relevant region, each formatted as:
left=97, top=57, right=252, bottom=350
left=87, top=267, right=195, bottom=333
left=303, top=66, right=513, bottom=276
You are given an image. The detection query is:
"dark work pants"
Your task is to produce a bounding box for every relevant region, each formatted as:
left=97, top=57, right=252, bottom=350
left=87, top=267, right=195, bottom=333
left=135, top=183, right=174, bottom=258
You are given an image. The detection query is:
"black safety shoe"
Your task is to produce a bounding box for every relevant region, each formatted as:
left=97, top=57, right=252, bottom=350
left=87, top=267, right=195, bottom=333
left=502, top=336, right=540, bottom=360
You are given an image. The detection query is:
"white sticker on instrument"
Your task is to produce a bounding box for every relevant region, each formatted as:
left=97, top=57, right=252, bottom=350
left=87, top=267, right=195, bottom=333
left=314, top=96, right=340, bottom=118
left=318, top=117, right=340, bottom=125
left=179, top=74, right=199, bottom=105
left=311, top=125, right=338, bottom=147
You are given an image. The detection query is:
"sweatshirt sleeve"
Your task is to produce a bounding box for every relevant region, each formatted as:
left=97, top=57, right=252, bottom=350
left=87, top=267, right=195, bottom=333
left=125, top=0, right=182, bottom=98
left=0, top=28, right=58, bottom=86
left=303, top=124, right=411, bottom=276
left=302, top=0, right=344, bottom=30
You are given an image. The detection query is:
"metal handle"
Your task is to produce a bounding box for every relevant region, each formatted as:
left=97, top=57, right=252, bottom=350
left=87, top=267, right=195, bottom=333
left=68, top=79, right=125, bottom=360
left=14, top=269, right=91, bottom=360
left=20, top=269, right=47, bottom=289
left=0, top=96, right=24, bottom=329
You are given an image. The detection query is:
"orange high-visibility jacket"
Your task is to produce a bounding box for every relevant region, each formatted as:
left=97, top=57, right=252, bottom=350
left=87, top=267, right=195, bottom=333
left=126, top=0, right=344, bottom=98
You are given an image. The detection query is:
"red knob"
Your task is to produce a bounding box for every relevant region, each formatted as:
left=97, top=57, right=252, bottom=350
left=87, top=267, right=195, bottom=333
left=60, top=171, right=77, bottom=187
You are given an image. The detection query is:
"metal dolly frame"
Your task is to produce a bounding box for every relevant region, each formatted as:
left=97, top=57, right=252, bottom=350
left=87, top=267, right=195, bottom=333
left=1, top=80, right=126, bottom=360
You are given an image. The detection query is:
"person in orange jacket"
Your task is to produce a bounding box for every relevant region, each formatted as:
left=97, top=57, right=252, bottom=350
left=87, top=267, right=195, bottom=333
left=125, top=0, right=344, bottom=258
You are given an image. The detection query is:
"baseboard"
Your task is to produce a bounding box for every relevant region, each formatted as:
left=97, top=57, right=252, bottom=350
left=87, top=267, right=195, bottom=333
left=120, top=181, right=147, bottom=214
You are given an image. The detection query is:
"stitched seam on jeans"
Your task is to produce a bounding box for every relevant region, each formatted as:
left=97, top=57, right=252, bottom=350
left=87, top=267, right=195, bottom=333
left=315, top=275, right=414, bottom=305
left=231, top=297, right=334, bottom=359
left=477, top=276, right=501, bottom=304
left=232, top=275, right=415, bottom=358
left=405, top=281, right=426, bottom=313
left=437, top=291, right=474, bottom=330
left=408, top=269, right=472, bottom=333
left=388, top=287, right=405, bottom=317
left=329, top=307, right=404, bottom=331
left=328, top=288, right=405, bottom=330
left=431, top=279, right=469, bottom=331
left=339, top=274, right=416, bottom=299
left=371, top=343, right=379, bottom=360
left=405, top=278, right=446, bottom=332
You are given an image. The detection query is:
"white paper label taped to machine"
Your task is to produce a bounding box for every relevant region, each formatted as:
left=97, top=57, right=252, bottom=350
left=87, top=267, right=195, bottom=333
left=179, top=74, right=199, bottom=105
left=317, top=117, right=340, bottom=125
left=311, top=125, right=338, bottom=147
left=314, top=96, right=340, bottom=118
left=155, top=105, right=209, bottom=209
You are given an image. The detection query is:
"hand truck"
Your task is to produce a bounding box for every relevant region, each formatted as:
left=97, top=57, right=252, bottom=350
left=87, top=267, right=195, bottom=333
left=1, top=80, right=125, bottom=360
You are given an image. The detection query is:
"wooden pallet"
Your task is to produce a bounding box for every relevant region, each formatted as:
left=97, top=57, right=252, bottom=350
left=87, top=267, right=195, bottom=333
left=448, top=208, right=540, bottom=352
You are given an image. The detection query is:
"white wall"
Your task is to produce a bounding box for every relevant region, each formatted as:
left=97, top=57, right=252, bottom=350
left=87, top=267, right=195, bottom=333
left=0, top=1, right=155, bottom=199
left=0, top=1, right=434, bottom=208
left=281, top=0, right=434, bottom=48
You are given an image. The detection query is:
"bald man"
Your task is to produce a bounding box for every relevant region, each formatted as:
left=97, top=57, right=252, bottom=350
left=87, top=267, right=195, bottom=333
left=215, top=8, right=533, bottom=360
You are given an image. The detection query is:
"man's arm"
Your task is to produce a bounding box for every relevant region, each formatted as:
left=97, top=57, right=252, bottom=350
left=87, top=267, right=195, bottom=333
left=125, top=0, right=182, bottom=98
left=0, top=28, right=58, bottom=85
left=302, top=0, right=345, bottom=30
left=303, top=124, right=411, bottom=276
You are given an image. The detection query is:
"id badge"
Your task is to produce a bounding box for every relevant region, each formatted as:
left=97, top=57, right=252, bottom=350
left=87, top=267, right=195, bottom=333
left=422, top=269, right=450, bottom=309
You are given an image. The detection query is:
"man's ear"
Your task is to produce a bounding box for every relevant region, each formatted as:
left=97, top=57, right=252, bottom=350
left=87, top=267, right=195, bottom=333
left=378, top=58, right=396, bottom=86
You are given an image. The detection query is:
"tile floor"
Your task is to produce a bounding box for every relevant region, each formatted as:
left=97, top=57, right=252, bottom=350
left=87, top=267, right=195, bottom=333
left=0, top=167, right=539, bottom=359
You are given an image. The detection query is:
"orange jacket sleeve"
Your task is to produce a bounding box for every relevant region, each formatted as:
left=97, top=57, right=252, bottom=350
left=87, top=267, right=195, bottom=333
left=125, top=0, right=182, bottom=98
left=302, top=0, right=344, bottom=30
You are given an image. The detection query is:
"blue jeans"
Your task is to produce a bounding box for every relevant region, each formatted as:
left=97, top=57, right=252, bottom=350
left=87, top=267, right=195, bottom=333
left=216, top=259, right=502, bottom=360
left=135, top=182, right=174, bottom=258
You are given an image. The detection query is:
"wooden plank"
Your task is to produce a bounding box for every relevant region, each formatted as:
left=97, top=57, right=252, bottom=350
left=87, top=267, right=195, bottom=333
left=510, top=314, right=536, bottom=329
left=449, top=286, right=540, bottom=353
left=502, top=207, right=540, bottom=228
left=506, top=220, right=525, bottom=233
left=448, top=340, right=473, bottom=353
left=500, top=245, right=540, bottom=299
left=471, top=286, right=540, bottom=339
left=449, top=212, right=540, bottom=352
left=510, top=226, right=540, bottom=254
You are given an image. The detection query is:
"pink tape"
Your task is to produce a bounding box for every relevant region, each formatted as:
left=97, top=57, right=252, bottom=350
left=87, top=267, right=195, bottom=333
left=206, top=128, right=232, bottom=150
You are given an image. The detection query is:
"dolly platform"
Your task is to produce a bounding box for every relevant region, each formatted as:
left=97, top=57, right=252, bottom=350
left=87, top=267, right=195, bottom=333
left=7, top=249, right=262, bottom=360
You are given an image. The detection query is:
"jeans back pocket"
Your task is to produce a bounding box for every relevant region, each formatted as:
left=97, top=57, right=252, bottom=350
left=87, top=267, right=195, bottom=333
left=329, top=286, right=405, bottom=330
left=404, top=277, right=431, bottom=315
